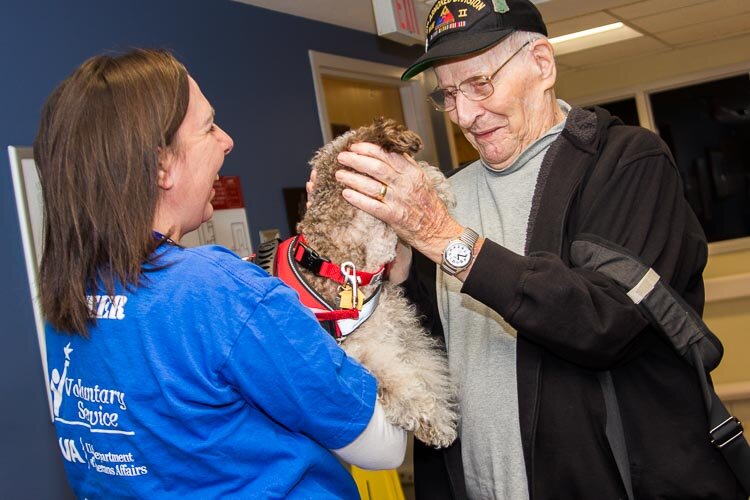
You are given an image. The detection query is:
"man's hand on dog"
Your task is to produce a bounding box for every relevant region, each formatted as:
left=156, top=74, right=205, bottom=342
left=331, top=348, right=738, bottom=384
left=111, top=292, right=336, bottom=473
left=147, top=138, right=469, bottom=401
left=306, top=166, right=412, bottom=284
left=335, top=143, right=480, bottom=278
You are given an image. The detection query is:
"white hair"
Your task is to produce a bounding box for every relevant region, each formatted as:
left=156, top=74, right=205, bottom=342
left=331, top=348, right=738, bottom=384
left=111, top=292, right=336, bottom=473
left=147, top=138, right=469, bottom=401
left=501, top=30, right=548, bottom=55
left=487, top=30, right=555, bottom=77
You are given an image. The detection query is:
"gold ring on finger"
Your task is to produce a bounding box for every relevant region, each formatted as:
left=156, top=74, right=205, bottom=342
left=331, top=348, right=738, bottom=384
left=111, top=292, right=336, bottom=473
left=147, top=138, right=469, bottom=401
left=375, top=183, right=388, bottom=202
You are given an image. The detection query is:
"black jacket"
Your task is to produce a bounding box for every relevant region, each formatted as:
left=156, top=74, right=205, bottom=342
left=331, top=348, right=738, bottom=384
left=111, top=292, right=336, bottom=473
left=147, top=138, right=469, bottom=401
left=407, top=107, right=744, bottom=500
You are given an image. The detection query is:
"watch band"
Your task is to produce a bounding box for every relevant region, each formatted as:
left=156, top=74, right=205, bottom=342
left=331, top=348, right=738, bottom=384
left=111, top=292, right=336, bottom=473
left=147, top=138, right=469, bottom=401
left=440, top=227, right=479, bottom=276
left=458, top=227, right=479, bottom=247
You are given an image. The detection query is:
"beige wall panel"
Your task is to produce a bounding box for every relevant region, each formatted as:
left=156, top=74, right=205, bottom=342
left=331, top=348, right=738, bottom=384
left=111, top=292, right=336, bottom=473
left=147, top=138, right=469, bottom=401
left=704, top=249, right=750, bottom=279
left=657, top=12, right=750, bottom=45
left=556, top=36, right=666, bottom=69
left=704, top=297, right=750, bottom=384
left=724, top=399, right=750, bottom=428
left=610, top=0, right=712, bottom=20
left=629, top=0, right=750, bottom=34
left=555, top=32, right=750, bottom=101
left=704, top=245, right=750, bottom=388
left=546, top=11, right=618, bottom=38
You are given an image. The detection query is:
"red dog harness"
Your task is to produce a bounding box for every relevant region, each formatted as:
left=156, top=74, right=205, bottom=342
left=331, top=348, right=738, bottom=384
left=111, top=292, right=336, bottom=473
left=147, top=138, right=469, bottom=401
left=262, top=234, right=389, bottom=341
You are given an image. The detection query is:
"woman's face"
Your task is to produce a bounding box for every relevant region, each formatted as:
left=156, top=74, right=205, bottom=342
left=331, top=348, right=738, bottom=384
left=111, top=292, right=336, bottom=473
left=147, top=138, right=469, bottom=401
left=163, top=77, right=234, bottom=238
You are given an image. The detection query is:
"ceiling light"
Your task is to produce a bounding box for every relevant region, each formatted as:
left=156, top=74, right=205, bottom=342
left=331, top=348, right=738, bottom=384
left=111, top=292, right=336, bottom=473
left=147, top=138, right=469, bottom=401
left=550, top=22, right=643, bottom=56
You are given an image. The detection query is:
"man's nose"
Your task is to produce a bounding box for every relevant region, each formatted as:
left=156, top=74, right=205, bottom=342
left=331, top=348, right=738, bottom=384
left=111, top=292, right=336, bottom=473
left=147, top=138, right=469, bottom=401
left=452, top=92, right=482, bottom=130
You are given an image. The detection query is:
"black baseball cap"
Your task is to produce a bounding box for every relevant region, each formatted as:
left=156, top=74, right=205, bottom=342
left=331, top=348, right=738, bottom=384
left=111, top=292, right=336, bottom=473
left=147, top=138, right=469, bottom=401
left=402, top=0, right=547, bottom=80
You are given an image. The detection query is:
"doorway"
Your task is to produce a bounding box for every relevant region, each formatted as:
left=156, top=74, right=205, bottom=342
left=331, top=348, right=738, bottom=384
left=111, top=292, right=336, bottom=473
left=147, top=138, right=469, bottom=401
left=322, top=75, right=406, bottom=138
left=309, top=51, right=438, bottom=167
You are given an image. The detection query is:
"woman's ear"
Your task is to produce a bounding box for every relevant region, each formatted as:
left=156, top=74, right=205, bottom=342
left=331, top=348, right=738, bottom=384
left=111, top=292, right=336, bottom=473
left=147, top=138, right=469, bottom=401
left=529, top=38, right=557, bottom=91
left=157, top=148, right=175, bottom=190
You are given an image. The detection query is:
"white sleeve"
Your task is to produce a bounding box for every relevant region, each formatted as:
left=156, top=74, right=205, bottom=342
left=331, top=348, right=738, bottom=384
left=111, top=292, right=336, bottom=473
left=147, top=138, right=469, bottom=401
left=332, top=399, right=406, bottom=470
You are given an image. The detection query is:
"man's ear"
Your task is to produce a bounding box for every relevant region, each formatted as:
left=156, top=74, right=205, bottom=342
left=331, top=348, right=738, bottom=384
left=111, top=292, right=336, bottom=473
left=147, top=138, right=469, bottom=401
left=157, top=148, right=175, bottom=190
left=529, top=38, right=557, bottom=91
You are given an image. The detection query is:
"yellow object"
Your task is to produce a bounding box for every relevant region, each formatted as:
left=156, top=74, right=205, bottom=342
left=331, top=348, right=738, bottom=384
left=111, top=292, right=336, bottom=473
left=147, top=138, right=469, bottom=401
left=351, top=467, right=405, bottom=500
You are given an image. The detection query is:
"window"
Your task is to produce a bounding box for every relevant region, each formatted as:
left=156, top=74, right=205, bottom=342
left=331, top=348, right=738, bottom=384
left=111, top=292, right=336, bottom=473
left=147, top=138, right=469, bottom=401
left=596, top=97, right=640, bottom=127
left=650, top=75, right=750, bottom=242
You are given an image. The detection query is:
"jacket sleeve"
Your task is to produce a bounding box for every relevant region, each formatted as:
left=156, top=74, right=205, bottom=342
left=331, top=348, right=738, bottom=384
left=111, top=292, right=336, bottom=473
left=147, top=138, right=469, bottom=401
left=402, top=250, right=444, bottom=341
left=462, top=146, right=707, bottom=369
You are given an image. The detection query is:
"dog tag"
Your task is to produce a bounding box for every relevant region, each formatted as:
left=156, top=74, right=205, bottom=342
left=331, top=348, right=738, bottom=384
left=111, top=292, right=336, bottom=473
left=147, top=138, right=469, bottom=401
left=338, top=285, right=365, bottom=310
left=339, top=285, right=354, bottom=309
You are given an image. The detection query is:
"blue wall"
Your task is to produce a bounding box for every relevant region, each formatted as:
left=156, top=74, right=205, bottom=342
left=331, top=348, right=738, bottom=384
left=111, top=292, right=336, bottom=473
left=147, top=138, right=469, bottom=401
left=0, top=0, right=421, bottom=496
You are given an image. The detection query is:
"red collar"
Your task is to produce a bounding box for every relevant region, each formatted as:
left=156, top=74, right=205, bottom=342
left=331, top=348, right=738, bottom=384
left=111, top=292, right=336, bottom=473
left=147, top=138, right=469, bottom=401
left=292, top=234, right=390, bottom=287
left=273, top=235, right=389, bottom=341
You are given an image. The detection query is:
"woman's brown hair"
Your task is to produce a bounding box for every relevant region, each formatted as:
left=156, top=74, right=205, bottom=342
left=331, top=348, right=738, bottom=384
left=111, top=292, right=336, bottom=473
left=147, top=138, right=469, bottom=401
left=34, top=49, right=189, bottom=335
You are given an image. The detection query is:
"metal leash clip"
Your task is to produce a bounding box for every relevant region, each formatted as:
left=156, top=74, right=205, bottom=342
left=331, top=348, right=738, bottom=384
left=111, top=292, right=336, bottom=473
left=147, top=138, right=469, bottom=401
left=340, top=261, right=358, bottom=303
left=340, top=261, right=359, bottom=310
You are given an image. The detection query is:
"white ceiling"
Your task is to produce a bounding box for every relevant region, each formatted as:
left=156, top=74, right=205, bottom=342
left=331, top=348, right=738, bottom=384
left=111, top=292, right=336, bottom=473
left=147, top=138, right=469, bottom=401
left=235, top=0, right=750, bottom=73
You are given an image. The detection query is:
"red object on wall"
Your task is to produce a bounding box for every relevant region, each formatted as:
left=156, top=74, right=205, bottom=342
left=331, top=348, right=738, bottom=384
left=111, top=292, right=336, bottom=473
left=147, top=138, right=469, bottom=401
left=395, top=0, right=418, bottom=35
left=211, top=176, right=245, bottom=210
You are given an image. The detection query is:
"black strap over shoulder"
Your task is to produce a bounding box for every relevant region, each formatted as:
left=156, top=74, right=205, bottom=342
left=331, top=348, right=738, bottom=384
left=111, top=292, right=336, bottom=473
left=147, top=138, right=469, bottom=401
left=597, top=371, right=635, bottom=500
left=571, top=234, right=723, bottom=370
left=571, top=235, right=750, bottom=496
left=252, top=238, right=281, bottom=276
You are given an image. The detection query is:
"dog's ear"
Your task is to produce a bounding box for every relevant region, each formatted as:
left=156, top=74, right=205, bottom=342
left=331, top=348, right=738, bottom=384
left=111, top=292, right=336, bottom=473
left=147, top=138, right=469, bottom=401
left=372, top=117, right=423, bottom=156
left=420, top=161, right=456, bottom=208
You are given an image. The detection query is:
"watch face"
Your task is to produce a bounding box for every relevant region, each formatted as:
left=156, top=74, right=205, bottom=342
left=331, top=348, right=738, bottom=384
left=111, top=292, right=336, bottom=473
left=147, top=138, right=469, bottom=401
left=445, top=241, right=472, bottom=268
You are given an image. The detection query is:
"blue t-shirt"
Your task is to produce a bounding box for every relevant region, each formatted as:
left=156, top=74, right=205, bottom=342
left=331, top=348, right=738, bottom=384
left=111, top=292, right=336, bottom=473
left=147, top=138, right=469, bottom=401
left=46, top=244, right=376, bottom=499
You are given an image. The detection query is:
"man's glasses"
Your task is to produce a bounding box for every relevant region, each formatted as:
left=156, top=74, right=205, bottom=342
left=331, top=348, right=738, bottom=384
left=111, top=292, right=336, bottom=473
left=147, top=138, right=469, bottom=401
left=427, top=41, right=531, bottom=112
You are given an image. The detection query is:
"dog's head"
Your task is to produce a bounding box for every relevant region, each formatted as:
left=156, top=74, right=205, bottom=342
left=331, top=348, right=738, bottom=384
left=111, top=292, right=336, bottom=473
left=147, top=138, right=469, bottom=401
left=348, top=117, right=423, bottom=156
left=298, top=118, right=422, bottom=268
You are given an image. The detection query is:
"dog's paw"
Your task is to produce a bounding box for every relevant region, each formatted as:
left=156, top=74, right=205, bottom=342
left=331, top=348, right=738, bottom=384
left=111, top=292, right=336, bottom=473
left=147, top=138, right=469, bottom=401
left=414, top=423, right=458, bottom=449
left=413, top=411, right=459, bottom=449
left=379, top=389, right=459, bottom=449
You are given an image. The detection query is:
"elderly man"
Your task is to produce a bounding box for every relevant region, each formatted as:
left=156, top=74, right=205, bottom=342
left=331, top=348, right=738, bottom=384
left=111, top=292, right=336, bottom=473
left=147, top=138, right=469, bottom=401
left=334, top=0, right=746, bottom=499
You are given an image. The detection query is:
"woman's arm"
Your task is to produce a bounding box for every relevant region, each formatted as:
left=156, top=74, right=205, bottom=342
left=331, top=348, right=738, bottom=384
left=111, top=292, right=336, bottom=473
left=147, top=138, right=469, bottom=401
left=332, top=400, right=406, bottom=470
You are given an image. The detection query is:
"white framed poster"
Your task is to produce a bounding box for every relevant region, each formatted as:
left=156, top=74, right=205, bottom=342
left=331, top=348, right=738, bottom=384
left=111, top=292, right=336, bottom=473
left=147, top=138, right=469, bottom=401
left=180, top=175, right=253, bottom=258
left=8, top=145, right=53, bottom=421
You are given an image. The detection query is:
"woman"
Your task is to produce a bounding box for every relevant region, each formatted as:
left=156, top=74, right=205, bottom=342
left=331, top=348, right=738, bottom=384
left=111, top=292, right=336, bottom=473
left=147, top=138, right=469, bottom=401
left=35, top=49, right=404, bottom=499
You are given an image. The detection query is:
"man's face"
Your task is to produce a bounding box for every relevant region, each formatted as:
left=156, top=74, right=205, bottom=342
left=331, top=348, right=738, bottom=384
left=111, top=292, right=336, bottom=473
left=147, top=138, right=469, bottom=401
left=168, top=77, right=234, bottom=234
left=434, top=41, right=546, bottom=171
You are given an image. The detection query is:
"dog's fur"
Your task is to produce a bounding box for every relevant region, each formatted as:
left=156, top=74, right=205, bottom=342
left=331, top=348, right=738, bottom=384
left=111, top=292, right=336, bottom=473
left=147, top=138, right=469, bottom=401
left=298, top=118, right=458, bottom=448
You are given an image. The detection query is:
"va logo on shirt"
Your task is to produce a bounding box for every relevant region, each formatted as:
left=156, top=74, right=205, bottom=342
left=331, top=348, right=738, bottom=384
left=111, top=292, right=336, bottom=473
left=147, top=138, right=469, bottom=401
left=50, top=344, right=150, bottom=477
left=50, top=343, right=73, bottom=418
left=49, top=342, right=134, bottom=436
left=59, top=437, right=86, bottom=464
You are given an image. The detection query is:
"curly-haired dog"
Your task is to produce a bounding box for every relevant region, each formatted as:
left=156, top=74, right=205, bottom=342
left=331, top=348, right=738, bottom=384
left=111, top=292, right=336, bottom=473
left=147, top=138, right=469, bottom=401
left=295, top=118, right=458, bottom=448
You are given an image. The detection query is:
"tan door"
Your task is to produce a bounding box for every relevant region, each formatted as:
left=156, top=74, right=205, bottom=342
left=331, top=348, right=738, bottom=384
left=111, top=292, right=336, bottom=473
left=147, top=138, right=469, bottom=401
left=321, top=75, right=406, bottom=138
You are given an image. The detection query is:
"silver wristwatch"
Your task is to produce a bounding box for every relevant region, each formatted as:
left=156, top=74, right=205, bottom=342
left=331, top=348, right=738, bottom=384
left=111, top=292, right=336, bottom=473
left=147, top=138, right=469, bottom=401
left=440, top=228, right=479, bottom=276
